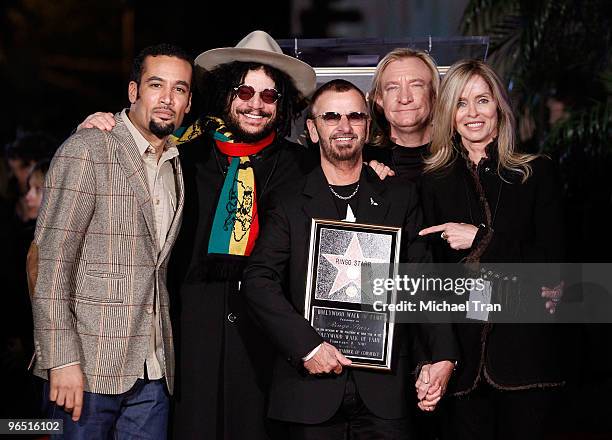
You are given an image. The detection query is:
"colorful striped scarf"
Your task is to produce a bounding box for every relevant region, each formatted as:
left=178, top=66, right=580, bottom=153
left=173, top=116, right=274, bottom=257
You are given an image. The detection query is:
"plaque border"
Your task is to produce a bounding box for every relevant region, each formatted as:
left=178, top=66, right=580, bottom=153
left=304, top=218, right=401, bottom=371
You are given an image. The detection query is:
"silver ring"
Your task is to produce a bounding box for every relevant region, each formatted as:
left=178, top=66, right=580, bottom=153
left=441, top=232, right=448, bottom=240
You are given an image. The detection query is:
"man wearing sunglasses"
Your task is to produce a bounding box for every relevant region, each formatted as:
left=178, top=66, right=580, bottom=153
left=242, top=79, right=458, bottom=439
left=167, top=30, right=321, bottom=440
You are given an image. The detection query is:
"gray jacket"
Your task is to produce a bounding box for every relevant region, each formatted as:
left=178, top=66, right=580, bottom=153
left=30, top=112, right=184, bottom=394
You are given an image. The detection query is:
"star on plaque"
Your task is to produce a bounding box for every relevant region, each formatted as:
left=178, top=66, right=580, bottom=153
left=322, top=233, right=386, bottom=299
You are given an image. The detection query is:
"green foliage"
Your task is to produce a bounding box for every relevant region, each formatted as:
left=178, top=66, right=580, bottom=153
left=545, top=99, right=611, bottom=156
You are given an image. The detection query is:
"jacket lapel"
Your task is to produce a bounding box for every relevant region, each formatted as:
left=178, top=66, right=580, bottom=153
left=303, top=166, right=339, bottom=221
left=111, top=113, right=157, bottom=246
left=355, top=167, right=390, bottom=225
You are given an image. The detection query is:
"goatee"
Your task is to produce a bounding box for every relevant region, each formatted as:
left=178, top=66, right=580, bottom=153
left=320, top=138, right=363, bottom=164
left=149, top=120, right=176, bottom=138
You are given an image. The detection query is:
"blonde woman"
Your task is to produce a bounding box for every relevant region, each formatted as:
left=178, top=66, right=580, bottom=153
left=418, top=60, right=567, bottom=439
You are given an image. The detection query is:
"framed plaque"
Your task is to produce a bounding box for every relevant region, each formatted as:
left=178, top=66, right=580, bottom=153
left=304, top=219, right=401, bottom=370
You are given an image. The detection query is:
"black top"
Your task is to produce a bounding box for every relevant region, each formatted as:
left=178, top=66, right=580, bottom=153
left=167, top=134, right=318, bottom=439
left=242, top=165, right=459, bottom=423
left=420, top=153, right=570, bottom=393
left=328, top=182, right=360, bottom=219
left=364, top=142, right=428, bottom=183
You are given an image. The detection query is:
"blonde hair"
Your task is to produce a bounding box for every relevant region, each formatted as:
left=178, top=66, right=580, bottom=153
left=425, top=59, right=536, bottom=182
left=368, top=48, right=440, bottom=146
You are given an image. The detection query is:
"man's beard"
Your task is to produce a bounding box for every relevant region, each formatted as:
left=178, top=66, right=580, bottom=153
left=320, top=137, right=363, bottom=165
left=149, top=120, right=176, bottom=138
left=224, top=110, right=277, bottom=143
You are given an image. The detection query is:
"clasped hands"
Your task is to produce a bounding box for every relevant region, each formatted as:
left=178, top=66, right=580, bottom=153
left=303, top=342, right=453, bottom=413
left=415, top=360, right=455, bottom=412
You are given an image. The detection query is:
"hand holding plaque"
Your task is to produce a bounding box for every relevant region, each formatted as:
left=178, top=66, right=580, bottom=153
left=304, top=342, right=352, bottom=375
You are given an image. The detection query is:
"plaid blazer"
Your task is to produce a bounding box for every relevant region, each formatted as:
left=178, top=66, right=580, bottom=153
left=30, top=112, right=184, bottom=395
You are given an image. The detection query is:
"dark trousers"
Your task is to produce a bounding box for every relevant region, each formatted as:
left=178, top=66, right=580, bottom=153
left=287, top=373, right=412, bottom=440
left=43, top=378, right=169, bottom=440
left=440, top=382, right=561, bottom=440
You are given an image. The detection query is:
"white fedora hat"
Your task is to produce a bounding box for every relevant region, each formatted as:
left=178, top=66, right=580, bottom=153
left=195, top=30, right=316, bottom=97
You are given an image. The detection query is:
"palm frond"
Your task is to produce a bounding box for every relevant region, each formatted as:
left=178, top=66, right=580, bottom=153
left=545, top=100, right=612, bottom=156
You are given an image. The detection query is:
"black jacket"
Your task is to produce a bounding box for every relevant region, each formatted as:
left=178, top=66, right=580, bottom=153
left=420, top=153, right=569, bottom=394
left=242, top=165, right=458, bottom=424
left=168, top=134, right=316, bottom=439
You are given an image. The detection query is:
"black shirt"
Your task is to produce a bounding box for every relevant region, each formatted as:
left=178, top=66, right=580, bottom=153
left=328, top=182, right=360, bottom=220
left=363, top=142, right=428, bottom=183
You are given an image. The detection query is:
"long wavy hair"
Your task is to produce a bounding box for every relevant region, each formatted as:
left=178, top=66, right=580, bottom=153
left=368, top=48, right=440, bottom=146
left=425, top=59, right=537, bottom=182
left=198, top=61, right=307, bottom=139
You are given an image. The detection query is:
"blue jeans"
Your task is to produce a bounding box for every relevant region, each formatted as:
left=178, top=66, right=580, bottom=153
left=43, top=378, right=169, bottom=439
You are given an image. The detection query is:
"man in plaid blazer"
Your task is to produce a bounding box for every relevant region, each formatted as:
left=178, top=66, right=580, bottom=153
left=28, top=44, right=192, bottom=439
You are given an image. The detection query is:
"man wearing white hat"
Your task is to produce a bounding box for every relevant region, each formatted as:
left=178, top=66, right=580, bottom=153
left=169, top=31, right=317, bottom=440
left=79, top=30, right=318, bottom=439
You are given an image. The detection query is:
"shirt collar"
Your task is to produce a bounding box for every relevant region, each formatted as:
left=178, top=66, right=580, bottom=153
left=121, top=109, right=179, bottom=159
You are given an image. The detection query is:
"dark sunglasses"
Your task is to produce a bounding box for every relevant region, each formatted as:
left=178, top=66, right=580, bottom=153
left=313, top=111, right=369, bottom=126
left=233, top=84, right=282, bottom=104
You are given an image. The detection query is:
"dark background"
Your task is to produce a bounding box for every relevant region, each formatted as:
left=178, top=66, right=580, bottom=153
left=2, top=2, right=610, bottom=259
left=1, top=0, right=611, bottom=435
left=0, top=0, right=470, bottom=144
